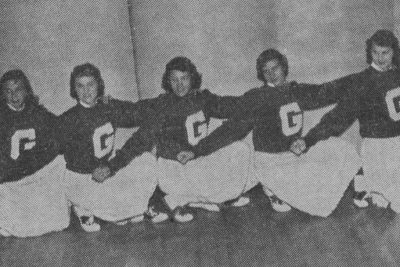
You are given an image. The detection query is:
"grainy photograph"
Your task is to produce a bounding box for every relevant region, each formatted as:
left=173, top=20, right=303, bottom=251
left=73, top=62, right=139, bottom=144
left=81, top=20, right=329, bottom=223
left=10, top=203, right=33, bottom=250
left=0, top=1, right=400, bottom=266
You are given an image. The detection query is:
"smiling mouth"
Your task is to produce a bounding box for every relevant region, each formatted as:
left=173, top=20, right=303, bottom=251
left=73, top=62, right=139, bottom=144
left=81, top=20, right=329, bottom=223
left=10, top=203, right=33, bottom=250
left=11, top=101, right=23, bottom=106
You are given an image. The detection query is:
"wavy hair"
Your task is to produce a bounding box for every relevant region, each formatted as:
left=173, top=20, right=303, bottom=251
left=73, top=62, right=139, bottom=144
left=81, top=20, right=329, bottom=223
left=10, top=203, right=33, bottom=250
left=0, top=69, right=37, bottom=105
left=366, top=29, right=400, bottom=67
left=69, top=63, right=105, bottom=99
left=161, top=56, right=202, bottom=93
left=256, top=49, right=289, bottom=82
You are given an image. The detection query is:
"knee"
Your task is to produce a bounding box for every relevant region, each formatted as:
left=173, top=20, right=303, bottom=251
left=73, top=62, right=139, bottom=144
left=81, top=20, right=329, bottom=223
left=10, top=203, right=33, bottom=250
left=228, top=141, right=251, bottom=157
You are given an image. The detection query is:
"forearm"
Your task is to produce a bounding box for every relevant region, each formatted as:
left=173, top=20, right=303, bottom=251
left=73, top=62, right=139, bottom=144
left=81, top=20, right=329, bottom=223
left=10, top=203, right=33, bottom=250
left=192, top=118, right=253, bottom=157
left=304, top=112, right=356, bottom=148
left=108, top=128, right=154, bottom=173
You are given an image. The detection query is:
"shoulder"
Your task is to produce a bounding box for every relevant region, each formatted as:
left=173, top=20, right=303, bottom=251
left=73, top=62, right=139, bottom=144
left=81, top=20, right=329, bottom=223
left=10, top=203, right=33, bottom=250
left=152, top=93, right=173, bottom=108
left=237, top=86, right=276, bottom=109
left=346, top=69, right=372, bottom=94
left=199, top=89, right=213, bottom=95
left=345, top=68, right=373, bottom=84
left=103, top=98, right=136, bottom=112
left=32, top=104, right=56, bottom=116
left=196, top=89, right=220, bottom=102
left=58, top=105, right=79, bottom=121
left=15, top=103, right=55, bottom=123
left=152, top=93, right=169, bottom=102
left=291, top=81, right=310, bottom=89
left=108, top=98, right=134, bottom=107
left=289, top=81, right=311, bottom=94
left=242, top=86, right=271, bottom=100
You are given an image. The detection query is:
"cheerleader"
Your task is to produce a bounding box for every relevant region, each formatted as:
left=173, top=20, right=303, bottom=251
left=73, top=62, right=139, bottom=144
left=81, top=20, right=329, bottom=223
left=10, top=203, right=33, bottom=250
left=293, top=30, right=400, bottom=212
left=192, top=49, right=361, bottom=217
left=58, top=63, right=167, bottom=232
left=151, top=57, right=251, bottom=222
left=0, top=69, right=69, bottom=237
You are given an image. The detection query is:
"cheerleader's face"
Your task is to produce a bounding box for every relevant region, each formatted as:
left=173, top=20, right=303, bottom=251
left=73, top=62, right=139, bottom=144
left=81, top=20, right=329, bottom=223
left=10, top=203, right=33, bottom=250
left=169, top=70, right=191, bottom=97
left=4, top=79, right=27, bottom=111
left=75, top=75, right=99, bottom=107
left=371, top=44, right=394, bottom=71
left=262, top=59, right=286, bottom=87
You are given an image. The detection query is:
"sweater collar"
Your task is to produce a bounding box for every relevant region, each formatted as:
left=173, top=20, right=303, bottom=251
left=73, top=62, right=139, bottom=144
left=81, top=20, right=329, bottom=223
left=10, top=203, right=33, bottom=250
left=370, top=62, right=394, bottom=72
left=7, top=103, right=25, bottom=112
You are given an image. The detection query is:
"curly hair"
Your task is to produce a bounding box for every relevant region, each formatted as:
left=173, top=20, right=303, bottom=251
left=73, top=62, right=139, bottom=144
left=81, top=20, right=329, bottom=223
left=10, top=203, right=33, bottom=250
left=256, top=49, right=289, bottom=82
left=0, top=69, right=37, bottom=105
left=366, top=29, right=400, bottom=67
left=161, top=56, right=202, bottom=93
left=69, top=63, right=105, bottom=99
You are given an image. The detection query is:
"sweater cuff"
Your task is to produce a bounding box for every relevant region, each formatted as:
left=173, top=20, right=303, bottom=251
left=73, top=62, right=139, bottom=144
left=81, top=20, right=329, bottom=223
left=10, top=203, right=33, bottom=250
left=191, top=146, right=203, bottom=159
left=303, top=135, right=317, bottom=149
left=105, top=160, right=118, bottom=176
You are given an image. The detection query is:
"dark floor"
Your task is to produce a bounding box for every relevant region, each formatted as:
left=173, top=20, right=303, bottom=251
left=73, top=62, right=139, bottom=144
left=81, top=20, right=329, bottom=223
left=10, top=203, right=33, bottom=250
left=1, top=183, right=400, bottom=267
